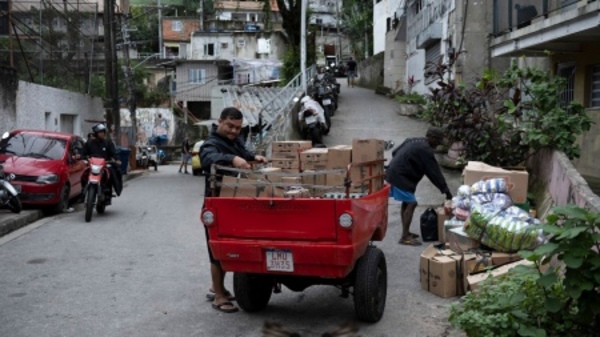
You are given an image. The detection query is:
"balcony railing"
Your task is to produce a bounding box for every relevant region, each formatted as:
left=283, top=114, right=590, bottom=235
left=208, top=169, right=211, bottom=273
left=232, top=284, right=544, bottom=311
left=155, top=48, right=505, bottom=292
left=493, top=0, right=594, bottom=35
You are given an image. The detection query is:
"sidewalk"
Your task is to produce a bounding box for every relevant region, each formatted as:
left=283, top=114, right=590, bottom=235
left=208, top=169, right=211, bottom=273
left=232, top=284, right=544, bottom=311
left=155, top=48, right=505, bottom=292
left=0, top=170, right=146, bottom=237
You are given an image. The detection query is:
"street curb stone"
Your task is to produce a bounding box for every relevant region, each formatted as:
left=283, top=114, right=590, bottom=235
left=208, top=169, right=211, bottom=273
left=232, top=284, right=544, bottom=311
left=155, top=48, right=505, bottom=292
left=0, top=170, right=144, bottom=238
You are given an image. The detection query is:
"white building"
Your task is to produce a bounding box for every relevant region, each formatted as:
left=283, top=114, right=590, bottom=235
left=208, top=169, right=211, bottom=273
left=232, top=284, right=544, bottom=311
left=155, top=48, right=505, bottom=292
left=309, top=0, right=343, bottom=28
left=373, top=0, right=404, bottom=55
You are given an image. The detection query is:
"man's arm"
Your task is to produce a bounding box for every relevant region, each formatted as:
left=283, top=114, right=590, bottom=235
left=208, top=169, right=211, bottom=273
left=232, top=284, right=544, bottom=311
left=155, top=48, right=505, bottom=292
left=422, top=150, right=452, bottom=199
left=200, top=142, right=236, bottom=171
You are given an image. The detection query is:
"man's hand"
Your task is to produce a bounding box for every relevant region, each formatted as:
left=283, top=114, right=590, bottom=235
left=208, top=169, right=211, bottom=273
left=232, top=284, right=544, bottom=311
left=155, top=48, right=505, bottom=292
left=116, top=160, right=122, bottom=166
left=232, top=156, right=251, bottom=169
left=254, top=155, right=268, bottom=164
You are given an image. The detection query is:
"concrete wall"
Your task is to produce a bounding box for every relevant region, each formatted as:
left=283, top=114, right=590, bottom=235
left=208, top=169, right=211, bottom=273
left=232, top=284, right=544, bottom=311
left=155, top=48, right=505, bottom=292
left=10, top=81, right=103, bottom=138
left=528, top=149, right=600, bottom=217
left=356, top=52, right=385, bottom=90
left=175, top=62, right=220, bottom=102
left=373, top=0, right=403, bottom=55
left=383, top=28, right=407, bottom=92
left=119, top=108, right=174, bottom=146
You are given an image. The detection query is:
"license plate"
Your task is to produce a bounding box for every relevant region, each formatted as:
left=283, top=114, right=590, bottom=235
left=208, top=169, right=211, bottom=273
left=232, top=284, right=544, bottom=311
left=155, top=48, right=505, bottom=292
left=323, top=99, right=332, bottom=105
left=266, top=249, right=294, bottom=272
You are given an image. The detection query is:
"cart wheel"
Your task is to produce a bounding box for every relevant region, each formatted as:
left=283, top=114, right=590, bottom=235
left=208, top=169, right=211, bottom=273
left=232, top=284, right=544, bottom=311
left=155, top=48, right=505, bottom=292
left=233, top=272, right=273, bottom=312
left=353, top=246, right=387, bottom=323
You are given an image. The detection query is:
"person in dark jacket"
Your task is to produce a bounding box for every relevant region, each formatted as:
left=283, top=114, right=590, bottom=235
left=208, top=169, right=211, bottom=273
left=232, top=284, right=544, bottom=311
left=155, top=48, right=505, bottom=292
left=200, top=107, right=267, bottom=313
left=386, top=127, right=453, bottom=246
left=79, top=123, right=123, bottom=204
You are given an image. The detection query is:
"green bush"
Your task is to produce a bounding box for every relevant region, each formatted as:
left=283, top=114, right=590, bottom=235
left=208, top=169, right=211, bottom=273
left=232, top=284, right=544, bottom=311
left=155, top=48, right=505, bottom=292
left=395, top=93, right=427, bottom=105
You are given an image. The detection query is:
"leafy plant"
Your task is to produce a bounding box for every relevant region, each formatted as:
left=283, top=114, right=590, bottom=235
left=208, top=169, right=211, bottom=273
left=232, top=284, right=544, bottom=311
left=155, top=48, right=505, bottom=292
left=423, top=58, right=592, bottom=167
left=395, top=92, right=427, bottom=105
left=449, top=270, right=570, bottom=337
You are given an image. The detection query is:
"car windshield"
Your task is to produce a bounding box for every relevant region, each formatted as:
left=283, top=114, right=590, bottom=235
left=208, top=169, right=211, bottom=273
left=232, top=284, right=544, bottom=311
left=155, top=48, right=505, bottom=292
left=0, top=133, right=67, bottom=160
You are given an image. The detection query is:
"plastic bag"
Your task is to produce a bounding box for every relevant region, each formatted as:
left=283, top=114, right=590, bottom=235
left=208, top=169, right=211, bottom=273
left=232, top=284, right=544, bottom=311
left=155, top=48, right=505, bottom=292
left=452, top=196, right=471, bottom=210
left=420, top=208, right=438, bottom=242
left=471, top=178, right=508, bottom=195
left=464, top=204, right=541, bottom=252
left=457, top=185, right=472, bottom=198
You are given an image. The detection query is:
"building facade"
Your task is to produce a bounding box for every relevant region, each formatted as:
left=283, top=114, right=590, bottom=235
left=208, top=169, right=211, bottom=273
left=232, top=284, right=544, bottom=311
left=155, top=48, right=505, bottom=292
left=489, top=0, right=600, bottom=179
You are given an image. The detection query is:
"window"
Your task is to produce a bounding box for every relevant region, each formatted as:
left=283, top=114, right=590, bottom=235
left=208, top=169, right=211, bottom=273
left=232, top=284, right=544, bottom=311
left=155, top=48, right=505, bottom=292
left=204, top=43, right=215, bottom=56
left=188, top=69, right=206, bottom=84
left=316, top=18, right=323, bottom=25
left=424, top=41, right=442, bottom=83
left=558, top=63, right=575, bottom=107
left=386, top=18, right=391, bottom=32
left=221, top=42, right=229, bottom=49
left=591, top=65, right=600, bottom=108
left=172, top=20, right=183, bottom=32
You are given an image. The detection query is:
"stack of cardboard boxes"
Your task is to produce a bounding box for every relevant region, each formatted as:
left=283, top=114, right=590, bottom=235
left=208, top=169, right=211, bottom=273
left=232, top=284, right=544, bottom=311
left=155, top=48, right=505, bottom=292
left=420, top=161, right=534, bottom=297
left=219, top=139, right=385, bottom=199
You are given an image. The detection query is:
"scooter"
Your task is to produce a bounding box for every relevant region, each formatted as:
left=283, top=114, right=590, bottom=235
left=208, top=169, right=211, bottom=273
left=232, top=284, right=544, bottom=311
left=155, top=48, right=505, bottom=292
left=0, top=164, right=22, bottom=213
left=300, top=109, right=326, bottom=147
left=83, top=157, right=115, bottom=222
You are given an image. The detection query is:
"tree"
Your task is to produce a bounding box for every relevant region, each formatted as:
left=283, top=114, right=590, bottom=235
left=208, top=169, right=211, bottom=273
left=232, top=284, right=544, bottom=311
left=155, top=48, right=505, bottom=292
left=341, top=0, right=373, bottom=60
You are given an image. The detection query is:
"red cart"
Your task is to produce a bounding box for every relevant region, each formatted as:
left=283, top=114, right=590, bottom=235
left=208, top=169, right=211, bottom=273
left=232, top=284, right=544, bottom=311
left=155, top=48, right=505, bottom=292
left=201, top=161, right=389, bottom=322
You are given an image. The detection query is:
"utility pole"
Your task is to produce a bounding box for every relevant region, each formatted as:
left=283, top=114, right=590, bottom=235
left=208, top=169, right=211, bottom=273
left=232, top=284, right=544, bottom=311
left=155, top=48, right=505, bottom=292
left=120, top=12, right=137, bottom=146
left=198, top=0, right=203, bottom=31
left=8, top=0, right=13, bottom=67
left=110, top=0, right=120, bottom=145
left=335, top=0, right=341, bottom=62
left=301, top=0, right=307, bottom=93
left=104, top=0, right=113, bottom=129
left=158, top=0, right=163, bottom=58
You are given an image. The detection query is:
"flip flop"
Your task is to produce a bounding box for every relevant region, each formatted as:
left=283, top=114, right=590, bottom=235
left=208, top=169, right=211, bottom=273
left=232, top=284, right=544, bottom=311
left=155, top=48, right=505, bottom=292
left=212, top=301, right=238, bottom=313
left=399, top=237, right=422, bottom=246
left=206, top=290, right=235, bottom=302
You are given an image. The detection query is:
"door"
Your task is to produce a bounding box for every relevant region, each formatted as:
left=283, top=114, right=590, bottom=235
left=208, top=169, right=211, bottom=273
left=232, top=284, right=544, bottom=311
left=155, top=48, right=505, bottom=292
left=67, top=137, right=86, bottom=196
left=60, top=114, right=76, bottom=134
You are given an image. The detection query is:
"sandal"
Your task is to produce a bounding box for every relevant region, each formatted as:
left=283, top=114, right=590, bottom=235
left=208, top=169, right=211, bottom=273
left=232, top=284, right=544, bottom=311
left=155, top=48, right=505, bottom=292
left=409, top=232, right=420, bottom=239
left=206, top=289, right=235, bottom=302
left=399, top=237, right=422, bottom=246
left=212, top=301, right=238, bottom=313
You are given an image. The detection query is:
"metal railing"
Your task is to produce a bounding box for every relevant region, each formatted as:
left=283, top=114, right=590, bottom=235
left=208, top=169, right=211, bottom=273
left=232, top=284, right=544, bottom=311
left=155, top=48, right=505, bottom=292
left=493, top=0, right=594, bottom=35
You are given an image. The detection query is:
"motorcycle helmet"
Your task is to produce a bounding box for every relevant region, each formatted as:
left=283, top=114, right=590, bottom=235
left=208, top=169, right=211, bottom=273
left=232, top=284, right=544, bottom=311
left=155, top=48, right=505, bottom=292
left=92, top=123, right=107, bottom=134
left=300, top=96, right=311, bottom=104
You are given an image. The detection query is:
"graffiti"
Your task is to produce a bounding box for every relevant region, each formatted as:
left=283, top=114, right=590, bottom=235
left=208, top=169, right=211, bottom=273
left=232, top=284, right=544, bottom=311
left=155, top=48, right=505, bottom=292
left=119, top=108, right=174, bottom=146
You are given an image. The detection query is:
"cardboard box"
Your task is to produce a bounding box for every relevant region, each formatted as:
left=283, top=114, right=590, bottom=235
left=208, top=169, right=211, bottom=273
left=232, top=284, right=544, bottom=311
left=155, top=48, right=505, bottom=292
left=350, top=162, right=384, bottom=191
left=437, top=207, right=451, bottom=242
left=420, top=245, right=462, bottom=298
left=281, top=176, right=302, bottom=185
left=301, top=148, right=329, bottom=171
left=302, top=170, right=327, bottom=186
left=326, top=173, right=346, bottom=187
left=447, top=227, right=480, bottom=252
left=248, top=167, right=282, bottom=183
left=271, top=159, right=300, bottom=170
left=467, top=260, right=534, bottom=292
left=444, top=218, right=466, bottom=243
left=491, top=252, right=523, bottom=266
left=352, top=139, right=385, bottom=163
left=327, top=145, right=352, bottom=169
left=463, top=161, right=529, bottom=203
left=272, top=141, right=312, bottom=154
left=220, top=176, right=267, bottom=198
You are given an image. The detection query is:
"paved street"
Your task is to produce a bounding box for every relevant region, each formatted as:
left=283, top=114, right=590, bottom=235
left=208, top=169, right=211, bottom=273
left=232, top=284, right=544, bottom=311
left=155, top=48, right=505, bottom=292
left=0, top=82, right=463, bottom=337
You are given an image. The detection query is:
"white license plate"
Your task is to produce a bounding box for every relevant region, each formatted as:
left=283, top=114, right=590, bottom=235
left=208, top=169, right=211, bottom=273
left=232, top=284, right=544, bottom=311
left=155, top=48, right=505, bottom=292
left=323, top=99, right=332, bottom=105
left=266, top=250, right=294, bottom=272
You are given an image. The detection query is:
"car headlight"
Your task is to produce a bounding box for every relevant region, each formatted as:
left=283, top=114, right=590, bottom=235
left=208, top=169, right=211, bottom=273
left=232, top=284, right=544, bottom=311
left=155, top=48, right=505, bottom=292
left=339, top=213, right=354, bottom=229
left=91, top=164, right=103, bottom=175
left=201, top=210, right=215, bottom=226
left=36, top=174, right=59, bottom=185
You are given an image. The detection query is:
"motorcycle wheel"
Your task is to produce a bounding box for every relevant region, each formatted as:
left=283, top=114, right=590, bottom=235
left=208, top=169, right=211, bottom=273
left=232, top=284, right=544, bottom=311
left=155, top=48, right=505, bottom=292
left=85, top=187, right=97, bottom=223
left=8, top=195, right=22, bottom=214
left=324, top=108, right=332, bottom=135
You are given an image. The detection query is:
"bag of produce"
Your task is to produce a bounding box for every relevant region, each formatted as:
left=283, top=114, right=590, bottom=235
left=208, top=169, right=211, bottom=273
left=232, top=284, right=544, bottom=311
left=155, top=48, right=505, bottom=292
left=452, top=196, right=471, bottom=210
left=457, top=185, right=472, bottom=198
left=464, top=204, right=541, bottom=252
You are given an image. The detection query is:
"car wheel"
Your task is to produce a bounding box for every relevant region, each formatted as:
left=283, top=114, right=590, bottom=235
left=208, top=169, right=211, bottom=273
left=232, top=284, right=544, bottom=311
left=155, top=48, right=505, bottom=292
left=52, top=184, right=70, bottom=214
left=353, top=246, right=387, bottom=323
left=234, top=273, right=273, bottom=312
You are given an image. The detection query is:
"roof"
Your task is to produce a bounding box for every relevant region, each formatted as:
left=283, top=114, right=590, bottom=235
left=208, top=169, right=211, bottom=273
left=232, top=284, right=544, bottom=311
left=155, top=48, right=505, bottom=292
left=220, top=85, right=293, bottom=128
left=12, top=129, right=75, bottom=140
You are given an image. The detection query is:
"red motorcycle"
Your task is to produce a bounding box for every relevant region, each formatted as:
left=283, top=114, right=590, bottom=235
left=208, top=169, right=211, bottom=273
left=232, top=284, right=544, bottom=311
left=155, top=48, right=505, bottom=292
left=84, top=157, right=115, bottom=222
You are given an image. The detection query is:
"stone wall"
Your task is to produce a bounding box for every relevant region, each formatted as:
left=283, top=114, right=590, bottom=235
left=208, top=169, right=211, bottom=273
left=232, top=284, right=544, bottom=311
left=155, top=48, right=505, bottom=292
left=528, top=149, right=600, bottom=217
left=0, top=66, right=18, bottom=133
left=356, top=52, right=384, bottom=90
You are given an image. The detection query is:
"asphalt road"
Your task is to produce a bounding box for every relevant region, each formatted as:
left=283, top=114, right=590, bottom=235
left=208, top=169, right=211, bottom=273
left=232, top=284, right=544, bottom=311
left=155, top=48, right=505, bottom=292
left=0, top=83, right=464, bottom=337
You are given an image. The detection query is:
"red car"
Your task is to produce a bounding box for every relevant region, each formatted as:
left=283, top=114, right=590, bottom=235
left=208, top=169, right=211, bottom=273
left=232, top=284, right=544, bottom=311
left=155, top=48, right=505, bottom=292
left=0, top=130, right=86, bottom=213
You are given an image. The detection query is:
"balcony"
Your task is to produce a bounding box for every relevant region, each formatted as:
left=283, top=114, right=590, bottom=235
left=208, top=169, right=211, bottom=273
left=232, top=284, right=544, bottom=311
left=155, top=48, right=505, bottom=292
left=491, top=0, right=600, bottom=56
left=417, top=23, right=442, bottom=49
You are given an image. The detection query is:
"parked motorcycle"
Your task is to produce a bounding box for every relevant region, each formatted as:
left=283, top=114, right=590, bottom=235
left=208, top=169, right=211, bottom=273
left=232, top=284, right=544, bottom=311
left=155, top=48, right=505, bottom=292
left=300, top=109, right=326, bottom=147
left=83, top=157, right=115, bottom=222
left=0, top=164, right=22, bottom=213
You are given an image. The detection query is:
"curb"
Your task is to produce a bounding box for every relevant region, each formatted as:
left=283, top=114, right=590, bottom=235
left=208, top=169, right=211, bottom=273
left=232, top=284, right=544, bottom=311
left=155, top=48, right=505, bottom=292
left=0, top=171, right=144, bottom=238
left=0, top=210, right=44, bottom=237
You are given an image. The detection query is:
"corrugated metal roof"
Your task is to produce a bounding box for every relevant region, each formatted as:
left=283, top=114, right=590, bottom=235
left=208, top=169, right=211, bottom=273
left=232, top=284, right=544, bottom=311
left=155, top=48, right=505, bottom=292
left=221, top=86, right=286, bottom=127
